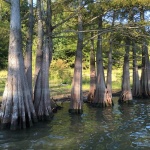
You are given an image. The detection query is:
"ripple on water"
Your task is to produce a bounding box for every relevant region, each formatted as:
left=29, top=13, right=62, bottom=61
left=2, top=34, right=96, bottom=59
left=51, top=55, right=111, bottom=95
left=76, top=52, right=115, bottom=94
left=0, top=98, right=150, bottom=149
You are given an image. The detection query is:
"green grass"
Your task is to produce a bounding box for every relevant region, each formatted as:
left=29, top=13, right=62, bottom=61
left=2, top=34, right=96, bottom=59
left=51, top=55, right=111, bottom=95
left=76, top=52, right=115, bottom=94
left=0, top=70, right=7, bottom=101
left=0, top=68, right=126, bottom=102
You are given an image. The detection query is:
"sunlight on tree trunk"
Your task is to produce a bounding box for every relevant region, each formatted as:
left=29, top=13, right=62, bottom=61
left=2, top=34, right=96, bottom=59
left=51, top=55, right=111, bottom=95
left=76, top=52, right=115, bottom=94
left=69, top=0, right=83, bottom=114
left=106, top=39, right=114, bottom=106
left=33, top=0, right=53, bottom=120
left=1, top=0, right=37, bottom=130
left=140, top=8, right=150, bottom=98
left=24, top=0, right=33, bottom=96
left=87, top=32, right=96, bottom=103
left=132, top=41, right=141, bottom=97
left=140, top=41, right=150, bottom=97
left=34, top=38, right=53, bottom=120
left=119, top=38, right=133, bottom=103
left=93, top=16, right=112, bottom=107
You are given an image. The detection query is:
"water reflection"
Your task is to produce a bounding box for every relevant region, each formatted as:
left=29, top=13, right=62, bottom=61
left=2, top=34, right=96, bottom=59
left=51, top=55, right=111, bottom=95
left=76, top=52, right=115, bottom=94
left=0, top=98, right=150, bottom=149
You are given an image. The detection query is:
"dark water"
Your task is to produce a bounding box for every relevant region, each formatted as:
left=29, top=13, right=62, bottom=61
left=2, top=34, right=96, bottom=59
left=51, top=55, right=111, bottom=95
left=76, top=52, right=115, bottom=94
left=0, top=97, right=150, bottom=150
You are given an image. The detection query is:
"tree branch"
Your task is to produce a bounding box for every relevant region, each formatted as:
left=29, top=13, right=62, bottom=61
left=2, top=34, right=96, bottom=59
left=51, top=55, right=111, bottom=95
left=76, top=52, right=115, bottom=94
left=3, top=0, right=11, bottom=4
left=52, top=2, right=87, bottom=30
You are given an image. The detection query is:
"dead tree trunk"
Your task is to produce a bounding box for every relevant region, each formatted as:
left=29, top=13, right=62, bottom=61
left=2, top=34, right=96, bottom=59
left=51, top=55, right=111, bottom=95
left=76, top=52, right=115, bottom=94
left=93, top=16, right=112, bottom=107
left=69, top=0, right=83, bottom=114
left=132, top=41, right=141, bottom=97
left=119, top=38, right=133, bottom=103
left=87, top=32, right=96, bottom=102
left=1, top=0, right=37, bottom=130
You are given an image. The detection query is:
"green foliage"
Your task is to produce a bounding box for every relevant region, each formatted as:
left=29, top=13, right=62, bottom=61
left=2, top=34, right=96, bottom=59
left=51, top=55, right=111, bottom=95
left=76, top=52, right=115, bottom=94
left=50, top=59, right=72, bottom=84
left=0, top=22, right=9, bottom=69
left=0, top=1, right=10, bottom=69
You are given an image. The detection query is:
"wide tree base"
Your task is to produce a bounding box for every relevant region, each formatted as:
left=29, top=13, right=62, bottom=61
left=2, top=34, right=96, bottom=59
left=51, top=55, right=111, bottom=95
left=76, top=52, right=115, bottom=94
left=68, top=109, right=83, bottom=114
left=1, top=115, right=38, bottom=130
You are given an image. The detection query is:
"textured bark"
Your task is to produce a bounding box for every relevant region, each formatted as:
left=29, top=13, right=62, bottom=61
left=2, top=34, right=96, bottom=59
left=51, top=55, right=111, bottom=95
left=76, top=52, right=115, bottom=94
left=140, top=41, right=150, bottom=97
left=105, top=11, right=115, bottom=106
left=1, top=0, right=37, bottom=130
left=93, top=16, right=112, bottom=107
left=106, top=39, right=113, bottom=105
left=87, top=32, right=96, bottom=103
left=132, top=41, right=141, bottom=97
left=46, top=0, right=53, bottom=64
left=140, top=7, right=150, bottom=97
left=119, top=38, right=133, bottom=103
left=33, top=0, right=53, bottom=120
left=34, top=39, right=53, bottom=120
left=69, top=0, right=83, bottom=114
left=34, top=0, right=43, bottom=87
left=24, top=0, right=33, bottom=96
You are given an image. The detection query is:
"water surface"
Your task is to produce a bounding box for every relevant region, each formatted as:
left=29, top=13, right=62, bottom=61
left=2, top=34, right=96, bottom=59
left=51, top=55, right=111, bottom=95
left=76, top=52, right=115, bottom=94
left=0, top=97, right=150, bottom=150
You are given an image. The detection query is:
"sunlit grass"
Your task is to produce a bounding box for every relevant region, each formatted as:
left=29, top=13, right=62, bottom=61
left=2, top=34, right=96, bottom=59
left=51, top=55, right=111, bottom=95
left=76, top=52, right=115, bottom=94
left=0, top=68, right=137, bottom=101
left=0, top=70, right=7, bottom=101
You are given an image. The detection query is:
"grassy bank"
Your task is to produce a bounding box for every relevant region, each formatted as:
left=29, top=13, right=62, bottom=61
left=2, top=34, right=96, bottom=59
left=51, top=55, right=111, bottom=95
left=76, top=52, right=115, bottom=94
left=0, top=68, right=128, bottom=102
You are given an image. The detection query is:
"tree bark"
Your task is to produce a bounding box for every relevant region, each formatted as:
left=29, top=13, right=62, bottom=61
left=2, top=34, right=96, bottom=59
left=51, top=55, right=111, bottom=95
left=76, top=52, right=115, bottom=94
left=33, top=0, right=53, bottom=120
left=24, top=0, right=33, bottom=96
left=69, top=0, right=83, bottom=114
left=106, top=39, right=113, bottom=105
left=140, top=7, right=150, bottom=97
left=106, top=11, right=115, bottom=106
left=132, top=41, right=141, bottom=97
left=119, top=38, right=133, bottom=103
left=140, top=41, right=150, bottom=97
left=87, top=32, right=96, bottom=102
left=93, top=16, right=112, bottom=107
left=1, top=0, right=37, bottom=130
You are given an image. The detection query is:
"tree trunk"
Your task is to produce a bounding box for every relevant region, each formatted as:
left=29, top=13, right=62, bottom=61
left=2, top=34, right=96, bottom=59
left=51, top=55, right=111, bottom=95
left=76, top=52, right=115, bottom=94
left=46, top=0, right=53, bottom=64
left=140, top=41, right=150, bottom=97
left=69, top=0, right=83, bottom=114
left=106, top=39, right=113, bottom=105
left=87, top=32, right=96, bottom=103
left=140, top=7, right=150, bottom=97
left=132, top=41, right=141, bottom=97
left=24, top=0, right=33, bottom=96
left=119, top=38, right=133, bottom=103
left=34, top=0, right=43, bottom=88
left=33, top=0, right=53, bottom=120
left=106, top=11, right=115, bottom=106
left=1, top=0, right=37, bottom=130
left=34, top=38, right=53, bottom=120
left=93, top=16, right=112, bottom=107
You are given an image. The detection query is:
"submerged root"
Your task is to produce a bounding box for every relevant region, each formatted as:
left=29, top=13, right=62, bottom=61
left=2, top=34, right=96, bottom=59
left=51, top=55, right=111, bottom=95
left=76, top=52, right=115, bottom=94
left=51, top=98, right=63, bottom=113
left=87, top=92, right=95, bottom=103
left=91, top=100, right=113, bottom=108
left=118, top=91, right=133, bottom=104
left=37, top=113, right=54, bottom=121
left=92, top=89, right=113, bottom=107
left=68, top=109, right=83, bottom=114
